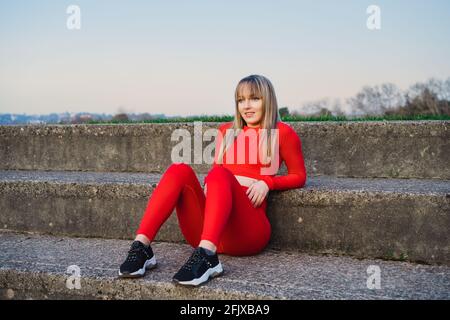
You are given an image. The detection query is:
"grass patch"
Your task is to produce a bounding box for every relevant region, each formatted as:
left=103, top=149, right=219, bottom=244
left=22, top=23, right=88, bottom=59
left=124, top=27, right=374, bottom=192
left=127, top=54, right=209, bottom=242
left=83, top=113, right=450, bottom=125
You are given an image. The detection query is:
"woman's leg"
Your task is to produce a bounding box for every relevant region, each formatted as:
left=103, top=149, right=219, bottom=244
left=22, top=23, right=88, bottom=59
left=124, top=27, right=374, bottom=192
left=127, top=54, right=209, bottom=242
left=135, top=162, right=206, bottom=247
left=172, top=165, right=271, bottom=285
left=202, top=166, right=271, bottom=256
left=136, top=163, right=271, bottom=257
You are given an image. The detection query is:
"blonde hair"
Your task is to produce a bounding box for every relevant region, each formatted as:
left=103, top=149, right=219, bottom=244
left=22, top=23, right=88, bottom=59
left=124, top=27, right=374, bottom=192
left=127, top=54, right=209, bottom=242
left=216, top=75, right=281, bottom=166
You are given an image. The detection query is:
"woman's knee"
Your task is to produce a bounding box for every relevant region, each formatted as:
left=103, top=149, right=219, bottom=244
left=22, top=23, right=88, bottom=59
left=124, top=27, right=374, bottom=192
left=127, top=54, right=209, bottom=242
left=205, top=165, right=232, bottom=184
left=166, top=162, right=194, bottom=175
left=163, top=163, right=196, bottom=184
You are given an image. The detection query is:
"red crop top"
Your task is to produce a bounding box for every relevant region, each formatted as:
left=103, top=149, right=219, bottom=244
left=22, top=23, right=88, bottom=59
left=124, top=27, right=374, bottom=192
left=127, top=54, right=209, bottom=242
left=206, top=121, right=307, bottom=191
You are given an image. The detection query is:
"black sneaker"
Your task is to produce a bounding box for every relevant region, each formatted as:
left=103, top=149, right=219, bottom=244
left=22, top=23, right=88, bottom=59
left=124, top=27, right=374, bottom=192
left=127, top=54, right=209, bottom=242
left=172, top=247, right=223, bottom=286
left=118, top=241, right=157, bottom=278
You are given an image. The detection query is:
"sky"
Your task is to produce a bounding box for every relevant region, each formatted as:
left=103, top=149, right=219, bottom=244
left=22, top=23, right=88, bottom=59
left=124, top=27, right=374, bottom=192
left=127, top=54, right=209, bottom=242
left=0, top=0, right=449, bottom=116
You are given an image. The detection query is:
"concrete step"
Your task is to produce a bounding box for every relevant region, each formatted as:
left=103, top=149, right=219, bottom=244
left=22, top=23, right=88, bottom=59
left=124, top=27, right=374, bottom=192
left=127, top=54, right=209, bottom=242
left=0, top=231, right=449, bottom=300
left=1, top=170, right=449, bottom=265
left=1, top=121, right=448, bottom=179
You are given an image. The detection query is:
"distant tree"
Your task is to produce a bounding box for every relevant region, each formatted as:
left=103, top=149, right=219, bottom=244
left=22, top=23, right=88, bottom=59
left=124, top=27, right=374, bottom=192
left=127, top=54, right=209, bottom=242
left=136, top=113, right=155, bottom=121
left=410, top=88, right=441, bottom=115
left=328, top=99, right=345, bottom=116
left=279, top=107, right=290, bottom=118
left=112, top=113, right=129, bottom=121
left=297, top=98, right=345, bottom=117
left=347, top=83, right=405, bottom=116
left=386, top=88, right=450, bottom=116
left=71, top=114, right=92, bottom=124
left=407, top=77, right=450, bottom=101
left=316, top=108, right=332, bottom=117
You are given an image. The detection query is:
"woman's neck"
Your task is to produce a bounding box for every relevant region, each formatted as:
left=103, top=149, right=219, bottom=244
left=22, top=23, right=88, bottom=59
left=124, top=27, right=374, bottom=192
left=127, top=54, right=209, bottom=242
left=244, top=123, right=261, bottom=129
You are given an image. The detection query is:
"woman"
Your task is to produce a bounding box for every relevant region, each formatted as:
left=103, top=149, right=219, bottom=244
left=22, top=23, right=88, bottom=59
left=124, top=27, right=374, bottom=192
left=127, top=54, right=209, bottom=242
left=118, top=74, right=307, bottom=286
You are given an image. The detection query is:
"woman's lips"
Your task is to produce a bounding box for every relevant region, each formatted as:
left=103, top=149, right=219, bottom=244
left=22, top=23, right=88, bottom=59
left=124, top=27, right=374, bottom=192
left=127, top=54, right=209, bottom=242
left=245, top=112, right=255, bottom=117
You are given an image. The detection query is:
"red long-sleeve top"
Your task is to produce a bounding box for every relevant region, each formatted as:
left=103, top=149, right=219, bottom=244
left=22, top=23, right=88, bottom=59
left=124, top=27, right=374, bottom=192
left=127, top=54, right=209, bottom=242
left=207, top=121, right=307, bottom=190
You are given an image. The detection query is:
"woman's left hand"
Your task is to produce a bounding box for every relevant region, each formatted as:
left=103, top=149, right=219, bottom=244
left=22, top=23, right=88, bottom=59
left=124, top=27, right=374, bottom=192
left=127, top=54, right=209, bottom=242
left=246, top=180, right=269, bottom=208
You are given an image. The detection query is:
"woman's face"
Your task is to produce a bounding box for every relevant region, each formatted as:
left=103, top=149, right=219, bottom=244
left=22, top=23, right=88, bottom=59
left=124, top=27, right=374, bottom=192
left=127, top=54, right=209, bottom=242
left=237, top=85, right=263, bottom=128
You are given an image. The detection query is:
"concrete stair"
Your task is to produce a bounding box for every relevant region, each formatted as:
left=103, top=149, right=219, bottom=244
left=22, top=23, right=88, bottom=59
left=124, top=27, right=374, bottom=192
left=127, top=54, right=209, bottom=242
left=1, top=121, right=449, bottom=179
left=1, top=231, right=449, bottom=300
left=0, top=169, right=449, bottom=265
left=0, top=121, right=449, bottom=299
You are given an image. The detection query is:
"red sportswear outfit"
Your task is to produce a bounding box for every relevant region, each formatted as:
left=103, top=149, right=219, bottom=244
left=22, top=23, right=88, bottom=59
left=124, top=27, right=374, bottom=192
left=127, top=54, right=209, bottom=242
left=136, top=121, right=307, bottom=256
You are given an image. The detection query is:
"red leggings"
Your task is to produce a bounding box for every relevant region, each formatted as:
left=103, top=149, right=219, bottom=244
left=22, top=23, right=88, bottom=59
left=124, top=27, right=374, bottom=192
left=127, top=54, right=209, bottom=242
left=136, top=163, right=271, bottom=256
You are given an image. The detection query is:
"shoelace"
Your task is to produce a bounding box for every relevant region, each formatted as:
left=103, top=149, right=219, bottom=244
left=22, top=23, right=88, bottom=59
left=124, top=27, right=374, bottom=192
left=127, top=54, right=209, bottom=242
left=126, top=247, right=143, bottom=262
left=182, top=250, right=205, bottom=271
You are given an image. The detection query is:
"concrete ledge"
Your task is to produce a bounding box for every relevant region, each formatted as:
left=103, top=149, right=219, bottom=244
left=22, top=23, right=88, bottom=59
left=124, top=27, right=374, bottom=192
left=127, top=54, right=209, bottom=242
left=1, top=170, right=449, bottom=264
left=1, top=121, right=449, bottom=179
left=1, top=231, right=449, bottom=300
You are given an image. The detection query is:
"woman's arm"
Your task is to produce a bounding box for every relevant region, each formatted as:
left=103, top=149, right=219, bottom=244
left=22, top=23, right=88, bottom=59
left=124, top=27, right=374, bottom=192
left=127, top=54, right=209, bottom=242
left=261, top=128, right=307, bottom=191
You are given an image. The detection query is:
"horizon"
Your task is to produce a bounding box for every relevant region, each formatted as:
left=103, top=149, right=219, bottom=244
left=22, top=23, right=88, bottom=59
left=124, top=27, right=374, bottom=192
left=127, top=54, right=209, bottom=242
left=1, top=0, right=450, bottom=116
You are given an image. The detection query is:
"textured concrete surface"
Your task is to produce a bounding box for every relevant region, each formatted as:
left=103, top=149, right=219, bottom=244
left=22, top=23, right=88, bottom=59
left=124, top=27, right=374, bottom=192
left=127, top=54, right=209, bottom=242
left=0, top=231, right=449, bottom=300
left=1, top=170, right=449, bottom=264
left=1, top=121, right=448, bottom=179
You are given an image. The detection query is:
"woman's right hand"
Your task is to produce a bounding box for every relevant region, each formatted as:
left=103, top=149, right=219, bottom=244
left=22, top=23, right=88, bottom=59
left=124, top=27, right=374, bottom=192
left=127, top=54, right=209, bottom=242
left=246, top=180, right=269, bottom=208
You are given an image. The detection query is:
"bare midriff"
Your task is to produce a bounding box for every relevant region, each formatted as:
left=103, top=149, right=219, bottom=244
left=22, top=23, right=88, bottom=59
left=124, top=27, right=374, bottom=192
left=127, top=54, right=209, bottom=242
left=234, top=175, right=258, bottom=187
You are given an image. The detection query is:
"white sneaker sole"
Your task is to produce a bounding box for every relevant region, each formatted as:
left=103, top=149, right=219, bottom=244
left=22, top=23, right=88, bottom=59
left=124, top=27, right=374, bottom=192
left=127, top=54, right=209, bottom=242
left=174, top=262, right=224, bottom=286
left=118, top=256, right=157, bottom=278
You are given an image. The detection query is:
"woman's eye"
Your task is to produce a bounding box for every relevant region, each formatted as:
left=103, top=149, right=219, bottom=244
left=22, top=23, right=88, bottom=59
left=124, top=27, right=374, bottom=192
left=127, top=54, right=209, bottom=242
left=238, top=97, right=259, bottom=103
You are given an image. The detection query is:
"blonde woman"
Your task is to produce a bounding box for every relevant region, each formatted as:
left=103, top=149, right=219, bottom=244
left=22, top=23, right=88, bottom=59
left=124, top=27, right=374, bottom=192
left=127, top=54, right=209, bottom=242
left=119, top=74, right=307, bottom=286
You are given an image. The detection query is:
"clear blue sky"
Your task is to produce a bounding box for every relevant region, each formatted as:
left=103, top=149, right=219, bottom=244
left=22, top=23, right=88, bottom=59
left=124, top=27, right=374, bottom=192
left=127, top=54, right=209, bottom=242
left=1, top=0, right=449, bottom=116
